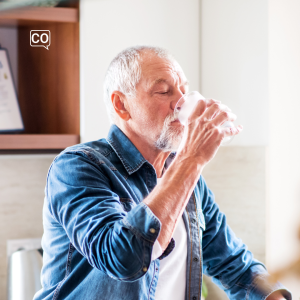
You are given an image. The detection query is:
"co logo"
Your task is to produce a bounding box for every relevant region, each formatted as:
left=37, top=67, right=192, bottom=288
left=30, top=30, right=51, bottom=50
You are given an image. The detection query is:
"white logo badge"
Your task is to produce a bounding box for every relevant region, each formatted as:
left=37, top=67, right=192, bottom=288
left=30, top=30, right=51, bottom=50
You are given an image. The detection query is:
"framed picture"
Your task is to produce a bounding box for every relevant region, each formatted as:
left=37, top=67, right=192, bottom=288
left=0, top=47, right=24, bottom=133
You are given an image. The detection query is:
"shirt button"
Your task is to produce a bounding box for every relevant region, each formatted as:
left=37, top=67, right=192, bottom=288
left=193, top=257, right=199, bottom=262
left=150, top=228, right=156, bottom=234
left=192, top=297, right=197, bottom=300
left=143, top=267, right=148, bottom=272
left=191, top=218, right=196, bottom=223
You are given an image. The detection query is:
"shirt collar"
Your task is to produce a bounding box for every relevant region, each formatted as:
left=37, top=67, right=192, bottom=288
left=106, top=124, right=176, bottom=175
left=106, top=124, right=147, bottom=175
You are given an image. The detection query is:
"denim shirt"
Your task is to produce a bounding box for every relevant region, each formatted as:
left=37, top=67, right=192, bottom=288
left=34, top=124, right=291, bottom=300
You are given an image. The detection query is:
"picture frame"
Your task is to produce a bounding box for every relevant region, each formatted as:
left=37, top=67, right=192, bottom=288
left=0, top=46, right=24, bottom=133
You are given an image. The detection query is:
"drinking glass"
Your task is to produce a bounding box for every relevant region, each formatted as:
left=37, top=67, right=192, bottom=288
left=174, top=91, right=234, bottom=145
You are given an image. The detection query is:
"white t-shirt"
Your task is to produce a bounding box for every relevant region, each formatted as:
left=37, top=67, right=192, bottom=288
left=153, top=178, right=187, bottom=300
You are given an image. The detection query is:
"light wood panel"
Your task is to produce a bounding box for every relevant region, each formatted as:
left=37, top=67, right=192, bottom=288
left=0, top=134, right=79, bottom=149
left=0, top=6, right=78, bottom=26
left=17, top=22, right=80, bottom=134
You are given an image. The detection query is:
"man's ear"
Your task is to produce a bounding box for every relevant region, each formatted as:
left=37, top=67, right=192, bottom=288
left=111, top=91, right=131, bottom=121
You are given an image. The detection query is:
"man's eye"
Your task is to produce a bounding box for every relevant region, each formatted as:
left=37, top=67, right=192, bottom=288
left=158, top=91, right=168, bottom=94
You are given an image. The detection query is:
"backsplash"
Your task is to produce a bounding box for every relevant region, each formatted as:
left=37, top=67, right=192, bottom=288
left=0, top=154, right=56, bottom=300
left=202, top=146, right=266, bottom=300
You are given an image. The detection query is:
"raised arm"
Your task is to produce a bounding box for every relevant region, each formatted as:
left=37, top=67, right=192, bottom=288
left=144, top=99, right=240, bottom=250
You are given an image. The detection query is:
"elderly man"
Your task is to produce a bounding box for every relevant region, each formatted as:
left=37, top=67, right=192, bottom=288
left=34, top=46, right=291, bottom=300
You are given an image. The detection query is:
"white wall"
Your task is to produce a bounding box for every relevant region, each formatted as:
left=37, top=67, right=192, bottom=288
left=201, top=0, right=300, bottom=297
left=80, top=0, right=200, bottom=143
left=201, top=0, right=269, bottom=146
left=267, top=0, right=300, bottom=296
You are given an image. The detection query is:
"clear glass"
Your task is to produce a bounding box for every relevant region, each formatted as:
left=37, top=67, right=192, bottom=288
left=174, top=91, right=234, bottom=145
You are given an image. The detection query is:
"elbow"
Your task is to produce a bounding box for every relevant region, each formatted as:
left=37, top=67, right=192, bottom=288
left=87, top=232, right=153, bottom=282
left=95, top=249, right=152, bottom=282
left=108, top=260, right=151, bottom=282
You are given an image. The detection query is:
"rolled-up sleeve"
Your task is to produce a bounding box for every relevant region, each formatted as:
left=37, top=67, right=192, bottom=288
left=227, top=264, right=292, bottom=299
left=46, top=151, right=161, bottom=282
left=200, top=176, right=292, bottom=299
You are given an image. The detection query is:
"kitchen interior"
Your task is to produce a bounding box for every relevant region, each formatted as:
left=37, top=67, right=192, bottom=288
left=0, top=0, right=299, bottom=299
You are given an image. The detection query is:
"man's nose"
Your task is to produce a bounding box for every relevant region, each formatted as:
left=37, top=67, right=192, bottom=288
left=170, top=89, right=184, bottom=110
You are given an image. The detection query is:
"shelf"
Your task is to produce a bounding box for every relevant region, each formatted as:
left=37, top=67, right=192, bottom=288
left=0, top=2, right=80, bottom=152
left=0, top=134, right=80, bottom=150
left=0, top=6, right=78, bottom=26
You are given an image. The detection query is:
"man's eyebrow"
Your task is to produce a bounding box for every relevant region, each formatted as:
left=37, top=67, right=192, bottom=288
left=150, top=78, right=168, bottom=88
left=149, top=78, right=189, bottom=88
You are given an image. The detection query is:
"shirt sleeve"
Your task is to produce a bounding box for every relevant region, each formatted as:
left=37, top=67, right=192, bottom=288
left=46, top=151, right=161, bottom=282
left=199, top=176, right=292, bottom=300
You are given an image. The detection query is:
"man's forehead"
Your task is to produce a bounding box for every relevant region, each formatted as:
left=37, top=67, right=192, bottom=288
left=140, top=54, right=188, bottom=87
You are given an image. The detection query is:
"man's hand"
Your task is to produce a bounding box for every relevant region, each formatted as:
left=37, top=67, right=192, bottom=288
left=176, top=98, right=242, bottom=167
left=266, top=290, right=286, bottom=300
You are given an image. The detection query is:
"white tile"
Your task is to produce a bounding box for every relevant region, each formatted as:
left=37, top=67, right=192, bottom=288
left=202, top=146, right=266, bottom=299
left=0, top=155, right=55, bottom=299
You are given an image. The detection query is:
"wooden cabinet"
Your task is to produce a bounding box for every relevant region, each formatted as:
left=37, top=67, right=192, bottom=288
left=0, top=4, right=80, bottom=151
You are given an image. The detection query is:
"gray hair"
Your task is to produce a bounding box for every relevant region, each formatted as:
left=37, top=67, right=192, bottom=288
left=103, top=45, right=175, bottom=124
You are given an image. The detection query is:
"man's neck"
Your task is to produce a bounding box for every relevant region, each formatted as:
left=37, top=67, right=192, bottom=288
left=116, top=122, right=170, bottom=178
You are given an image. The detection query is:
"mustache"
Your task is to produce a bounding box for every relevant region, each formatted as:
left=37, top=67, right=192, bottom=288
left=164, top=112, right=179, bottom=126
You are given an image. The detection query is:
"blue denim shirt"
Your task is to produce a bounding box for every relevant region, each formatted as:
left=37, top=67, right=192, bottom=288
left=34, top=124, right=291, bottom=300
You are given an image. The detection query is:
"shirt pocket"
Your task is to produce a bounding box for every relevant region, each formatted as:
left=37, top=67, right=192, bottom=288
left=119, top=198, right=136, bottom=212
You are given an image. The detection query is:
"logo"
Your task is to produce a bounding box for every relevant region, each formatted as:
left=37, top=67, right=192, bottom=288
left=30, top=30, right=51, bottom=50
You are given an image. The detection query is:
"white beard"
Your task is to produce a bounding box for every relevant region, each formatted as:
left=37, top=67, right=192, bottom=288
left=154, top=113, right=184, bottom=152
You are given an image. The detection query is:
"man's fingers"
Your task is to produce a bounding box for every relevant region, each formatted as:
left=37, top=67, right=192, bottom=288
left=188, top=99, right=207, bottom=122
left=186, top=97, right=233, bottom=127
left=205, top=98, right=221, bottom=107
left=203, top=102, right=231, bottom=120
left=206, top=98, right=230, bottom=112
left=222, top=125, right=243, bottom=136
left=212, top=111, right=237, bottom=126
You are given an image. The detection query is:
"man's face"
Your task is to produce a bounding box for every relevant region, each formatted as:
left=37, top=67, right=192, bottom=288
left=126, top=53, right=188, bottom=152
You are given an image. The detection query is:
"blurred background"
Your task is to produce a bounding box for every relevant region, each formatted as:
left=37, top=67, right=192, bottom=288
left=0, top=0, right=299, bottom=299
